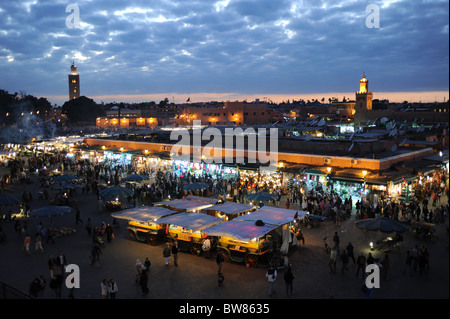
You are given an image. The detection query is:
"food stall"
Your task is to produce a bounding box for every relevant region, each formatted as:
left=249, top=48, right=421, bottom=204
left=201, top=201, right=256, bottom=221
left=202, top=219, right=278, bottom=267
left=203, top=206, right=307, bottom=267
left=156, top=212, right=224, bottom=255
left=111, top=206, right=180, bottom=245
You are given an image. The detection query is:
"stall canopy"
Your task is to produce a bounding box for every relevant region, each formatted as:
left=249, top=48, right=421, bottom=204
left=154, top=199, right=214, bottom=212
left=203, top=201, right=255, bottom=215
left=234, top=206, right=307, bottom=226
left=156, top=212, right=224, bottom=232
left=202, top=220, right=279, bottom=242
left=185, top=195, right=221, bottom=204
left=111, top=206, right=179, bottom=223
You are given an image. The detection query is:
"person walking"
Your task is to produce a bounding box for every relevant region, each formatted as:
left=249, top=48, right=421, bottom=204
left=139, top=268, right=149, bottom=296
left=266, top=265, right=277, bottom=297
left=367, top=252, right=375, bottom=265
left=46, top=225, right=55, bottom=244
left=23, top=233, right=32, bottom=255
left=85, top=218, right=92, bottom=237
left=38, top=274, right=46, bottom=298
left=340, top=250, right=349, bottom=274
left=380, top=254, right=390, bottom=280
left=295, top=228, right=305, bottom=246
left=105, top=224, right=113, bottom=243
left=356, top=252, right=366, bottom=279
left=346, top=242, right=355, bottom=264
left=29, top=278, right=42, bottom=298
left=332, top=232, right=340, bottom=254
left=283, top=264, right=295, bottom=296
left=135, top=259, right=143, bottom=283
left=75, top=207, right=83, bottom=226
left=329, top=247, right=337, bottom=273
left=108, top=278, right=118, bottom=299
left=172, top=241, right=179, bottom=266
left=403, top=250, right=413, bottom=277
left=49, top=272, right=63, bottom=299
left=163, top=243, right=171, bottom=266
left=101, top=279, right=109, bottom=299
left=48, top=256, right=57, bottom=278
left=216, top=251, right=224, bottom=273
left=412, top=245, right=419, bottom=272
left=144, top=257, right=151, bottom=272
left=35, top=233, right=44, bottom=254
left=56, top=250, right=67, bottom=272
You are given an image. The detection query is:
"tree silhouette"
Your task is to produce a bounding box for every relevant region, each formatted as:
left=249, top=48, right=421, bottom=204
left=62, top=96, right=104, bottom=123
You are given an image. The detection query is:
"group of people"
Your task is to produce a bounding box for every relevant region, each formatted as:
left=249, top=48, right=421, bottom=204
left=265, top=263, right=295, bottom=297
left=100, top=278, right=119, bottom=299
left=135, top=257, right=152, bottom=296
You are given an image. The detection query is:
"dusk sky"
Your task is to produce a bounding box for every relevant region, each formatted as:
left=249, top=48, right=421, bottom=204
left=0, top=0, right=448, bottom=106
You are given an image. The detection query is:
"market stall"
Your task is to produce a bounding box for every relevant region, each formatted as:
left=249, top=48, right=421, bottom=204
left=185, top=195, right=221, bottom=205
left=111, top=206, right=179, bottom=245
left=202, top=219, right=278, bottom=267
left=224, top=206, right=307, bottom=266
left=156, top=212, right=224, bottom=255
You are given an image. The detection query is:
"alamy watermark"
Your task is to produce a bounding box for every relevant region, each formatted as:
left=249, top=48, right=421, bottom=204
left=170, top=120, right=279, bottom=169
left=366, top=4, right=380, bottom=29
left=365, top=264, right=380, bottom=289
left=65, top=264, right=80, bottom=289
left=66, top=4, right=80, bottom=29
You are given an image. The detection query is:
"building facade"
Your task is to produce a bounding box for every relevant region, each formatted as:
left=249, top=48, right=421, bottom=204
left=175, top=101, right=274, bottom=126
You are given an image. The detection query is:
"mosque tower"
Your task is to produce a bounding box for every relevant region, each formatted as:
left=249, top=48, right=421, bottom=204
left=355, top=72, right=373, bottom=111
left=68, top=62, right=80, bottom=100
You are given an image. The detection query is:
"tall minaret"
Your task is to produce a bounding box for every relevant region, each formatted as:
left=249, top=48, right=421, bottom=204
left=68, top=62, right=80, bottom=100
left=355, top=72, right=373, bottom=111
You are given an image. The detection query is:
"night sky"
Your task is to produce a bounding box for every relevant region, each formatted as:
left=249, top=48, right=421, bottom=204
left=0, top=0, right=448, bottom=105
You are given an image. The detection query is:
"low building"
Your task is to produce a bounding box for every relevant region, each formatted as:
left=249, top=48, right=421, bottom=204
left=175, top=101, right=274, bottom=126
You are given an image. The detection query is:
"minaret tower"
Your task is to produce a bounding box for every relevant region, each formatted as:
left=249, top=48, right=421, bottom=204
left=68, top=61, right=80, bottom=100
left=355, top=72, right=373, bottom=111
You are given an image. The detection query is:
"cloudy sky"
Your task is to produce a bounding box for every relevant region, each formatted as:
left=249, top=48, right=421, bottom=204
left=0, top=0, right=448, bottom=105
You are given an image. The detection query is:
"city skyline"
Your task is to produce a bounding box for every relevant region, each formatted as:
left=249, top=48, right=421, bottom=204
left=0, top=0, right=448, bottom=106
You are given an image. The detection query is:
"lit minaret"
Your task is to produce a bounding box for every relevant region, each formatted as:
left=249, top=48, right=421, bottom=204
left=355, top=72, right=373, bottom=111
left=68, top=62, right=80, bottom=100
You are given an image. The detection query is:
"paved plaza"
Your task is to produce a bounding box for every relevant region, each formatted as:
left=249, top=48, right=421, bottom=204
left=0, top=167, right=448, bottom=300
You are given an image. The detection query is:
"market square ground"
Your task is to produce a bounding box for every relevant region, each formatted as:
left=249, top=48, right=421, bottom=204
left=0, top=167, right=448, bottom=300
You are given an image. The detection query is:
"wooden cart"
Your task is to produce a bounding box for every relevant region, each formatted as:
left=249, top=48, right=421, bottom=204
left=111, top=206, right=181, bottom=245
left=127, top=220, right=166, bottom=245
left=156, top=212, right=223, bottom=256
left=166, top=225, right=215, bottom=256
left=216, top=235, right=271, bottom=268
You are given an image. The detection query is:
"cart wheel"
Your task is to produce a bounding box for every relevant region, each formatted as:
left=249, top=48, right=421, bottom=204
left=147, top=236, right=157, bottom=245
left=128, top=230, right=136, bottom=241
left=245, top=253, right=258, bottom=268
left=190, top=244, right=201, bottom=255
left=431, top=235, right=438, bottom=242
left=306, top=223, right=312, bottom=230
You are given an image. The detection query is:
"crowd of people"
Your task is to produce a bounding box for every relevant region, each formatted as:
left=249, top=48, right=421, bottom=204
left=0, top=146, right=448, bottom=299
